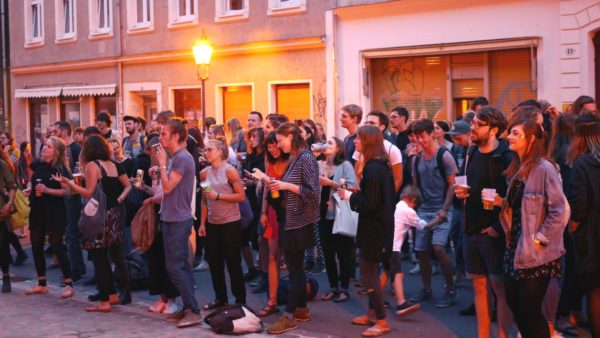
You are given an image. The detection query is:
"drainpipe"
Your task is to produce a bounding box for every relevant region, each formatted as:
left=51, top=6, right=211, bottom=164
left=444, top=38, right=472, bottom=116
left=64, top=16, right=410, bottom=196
left=116, top=0, right=124, bottom=133
left=0, top=0, right=10, bottom=131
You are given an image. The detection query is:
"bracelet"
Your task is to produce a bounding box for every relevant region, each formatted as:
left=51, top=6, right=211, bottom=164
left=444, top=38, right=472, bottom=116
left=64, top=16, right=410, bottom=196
left=161, top=166, right=167, bottom=170
left=217, top=193, right=220, bottom=201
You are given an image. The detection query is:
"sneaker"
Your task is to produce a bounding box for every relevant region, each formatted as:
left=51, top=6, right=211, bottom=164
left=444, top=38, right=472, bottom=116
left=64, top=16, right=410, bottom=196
left=396, top=301, right=420, bottom=317
left=164, top=299, right=180, bottom=315
left=25, top=285, right=49, bottom=295
left=148, top=299, right=166, bottom=313
left=267, top=315, right=298, bottom=334
left=2, top=275, right=11, bottom=293
left=243, top=269, right=258, bottom=282
left=193, top=260, right=209, bottom=272
left=435, top=289, right=457, bottom=308
left=60, top=285, right=75, bottom=299
left=459, top=303, right=476, bottom=316
left=177, top=309, right=202, bottom=328
left=410, top=289, right=432, bottom=303
left=165, top=310, right=185, bottom=323
left=294, top=307, right=311, bottom=322
left=309, top=263, right=325, bottom=275
left=13, top=252, right=28, bottom=266
left=409, top=264, right=421, bottom=275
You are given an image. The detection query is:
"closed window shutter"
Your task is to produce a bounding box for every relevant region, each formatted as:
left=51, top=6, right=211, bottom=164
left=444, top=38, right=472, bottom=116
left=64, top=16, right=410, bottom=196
left=452, top=79, right=484, bottom=98
left=275, top=83, right=310, bottom=122
left=223, top=86, right=253, bottom=127
left=489, top=49, right=536, bottom=115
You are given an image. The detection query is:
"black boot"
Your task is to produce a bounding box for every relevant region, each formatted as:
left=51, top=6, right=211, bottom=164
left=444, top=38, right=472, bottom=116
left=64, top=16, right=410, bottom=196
left=251, top=274, right=268, bottom=294
left=2, top=275, right=11, bottom=293
left=119, top=290, right=132, bottom=305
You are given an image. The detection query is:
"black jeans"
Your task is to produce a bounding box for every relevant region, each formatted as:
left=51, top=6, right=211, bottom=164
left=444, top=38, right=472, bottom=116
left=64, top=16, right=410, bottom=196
left=30, top=228, right=71, bottom=280
left=360, top=258, right=386, bottom=320
left=319, top=219, right=355, bottom=290
left=284, top=248, right=307, bottom=314
left=90, top=247, right=116, bottom=302
left=0, top=222, right=10, bottom=274
left=505, top=276, right=550, bottom=338
left=8, top=230, right=25, bottom=256
left=206, top=221, right=246, bottom=304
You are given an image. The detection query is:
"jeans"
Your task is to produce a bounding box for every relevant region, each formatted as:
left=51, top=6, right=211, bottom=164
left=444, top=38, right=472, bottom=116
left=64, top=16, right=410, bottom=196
left=64, top=196, right=85, bottom=278
left=319, top=219, right=355, bottom=290
left=89, top=246, right=116, bottom=302
left=31, top=228, right=71, bottom=280
left=162, top=219, right=199, bottom=313
left=360, top=258, right=385, bottom=320
left=284, top=248, right=307, bottom=315
left=206, top=221, right=246, bottom=304
left=505, top=276, right=550, bottom=338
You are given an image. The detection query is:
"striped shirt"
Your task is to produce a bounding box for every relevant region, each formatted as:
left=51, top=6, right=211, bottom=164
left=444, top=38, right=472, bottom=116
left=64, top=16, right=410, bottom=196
left=282, top=149, right=321, bottom=230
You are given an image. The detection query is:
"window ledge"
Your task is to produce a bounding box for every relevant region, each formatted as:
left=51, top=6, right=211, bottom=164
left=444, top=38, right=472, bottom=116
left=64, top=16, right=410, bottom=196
left=55, top=35, right=77, bottom=44
left=24, top=39, right=45, bottom=49
left=267, top=5, right=306, bottom=17
left=215, top=11, right=249, bottom=23
left=127, top=24, right=154, bottom=35
left=89, top=31, right=114, bottom=40
left=167, top=17, right=198, bottom=29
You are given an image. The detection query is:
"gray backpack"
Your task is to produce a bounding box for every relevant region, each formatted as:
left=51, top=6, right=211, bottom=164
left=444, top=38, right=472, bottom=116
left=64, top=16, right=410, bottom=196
left=78, top=161, right=107, bottom=240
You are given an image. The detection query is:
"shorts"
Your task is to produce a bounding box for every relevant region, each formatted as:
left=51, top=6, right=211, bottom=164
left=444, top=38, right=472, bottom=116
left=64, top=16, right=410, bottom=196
left=463, top=232, right=504, bottom=277
left=415, top=211, right=452, bottom=252
left=389, top=252, right=403, bottom=276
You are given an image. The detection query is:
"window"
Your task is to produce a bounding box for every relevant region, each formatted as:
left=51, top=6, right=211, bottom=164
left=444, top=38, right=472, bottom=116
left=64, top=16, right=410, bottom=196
left=168, top=0, right=198, bottom=27
left=29, top=99, right=49, bottom=158
left=24, top=0, right=44, bottom=46
left=127, top=0, right=154, bottom=32
left=219, top=85, right=253, bottom=124
left=94, top=96, right=117, bottom=123
left=55, top=0, right=76, bottom=42
left=89, top=0, right=113, bottom=37
left=173, top=88, right=201, bottom=125
left=215, top=0, right=249, bottom=22
left=268, top=0, right=306, bottom=16
left=272, top=82, right=311, bottom=121
left=60, top=98, right=81, bottom=129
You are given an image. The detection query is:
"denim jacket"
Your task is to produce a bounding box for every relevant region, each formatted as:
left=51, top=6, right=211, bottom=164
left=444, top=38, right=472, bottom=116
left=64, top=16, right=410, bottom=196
left=499, top=159, right=569, bottom=269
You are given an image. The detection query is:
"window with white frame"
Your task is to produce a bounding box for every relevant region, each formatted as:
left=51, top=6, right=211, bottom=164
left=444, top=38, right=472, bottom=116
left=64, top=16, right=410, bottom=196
left=168, top=0, right=198, bottom=27
left=268, top=0, right=306, bottom=16
left=89, top=0, right=113, bottom=37
left=55, top=0, right=76, bottom=41
left=216, top=0, right=249, bottom=22
left=24, top=0, right=44, bottom=45
left=127, top=0, right=153, bottom=32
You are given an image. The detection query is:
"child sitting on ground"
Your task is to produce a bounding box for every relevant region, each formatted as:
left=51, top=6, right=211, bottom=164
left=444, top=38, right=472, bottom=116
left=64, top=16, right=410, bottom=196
left=391, top=185, right=426, bottom=316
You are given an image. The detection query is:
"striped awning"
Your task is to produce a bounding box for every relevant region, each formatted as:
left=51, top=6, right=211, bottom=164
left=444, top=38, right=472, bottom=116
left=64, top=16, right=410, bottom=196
left=62, top=84, right=116, bottom=97
left=14, top=87, right=62, bottom=98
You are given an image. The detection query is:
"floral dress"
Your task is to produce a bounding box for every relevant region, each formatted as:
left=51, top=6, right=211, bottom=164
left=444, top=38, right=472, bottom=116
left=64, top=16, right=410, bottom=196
left=503, top=179, right=562, bottom=280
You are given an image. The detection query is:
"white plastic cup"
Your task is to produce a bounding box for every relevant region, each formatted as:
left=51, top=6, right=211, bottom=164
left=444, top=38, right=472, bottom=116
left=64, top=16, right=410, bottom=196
left=482, top=188, right=496, bottom=210
left=455, top=175, right=467, bottom=187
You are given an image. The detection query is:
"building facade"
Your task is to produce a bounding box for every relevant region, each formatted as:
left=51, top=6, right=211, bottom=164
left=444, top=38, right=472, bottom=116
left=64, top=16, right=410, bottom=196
left=10, top=0, right=326, bottom=154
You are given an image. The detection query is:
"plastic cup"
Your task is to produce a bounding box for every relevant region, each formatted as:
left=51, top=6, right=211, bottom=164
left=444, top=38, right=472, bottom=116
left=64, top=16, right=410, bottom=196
left=482, top=188, right=496, bottom=210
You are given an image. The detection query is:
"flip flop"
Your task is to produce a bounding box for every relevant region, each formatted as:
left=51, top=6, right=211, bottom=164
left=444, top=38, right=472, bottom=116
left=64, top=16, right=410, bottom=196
left=352, top=316, right=375, bottom=326
left=361, top=326, right=391, bottom=337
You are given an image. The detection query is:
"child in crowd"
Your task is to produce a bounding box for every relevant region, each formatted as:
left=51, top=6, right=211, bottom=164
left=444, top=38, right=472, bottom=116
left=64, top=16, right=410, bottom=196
left=392, top=185, right=426, bottom=316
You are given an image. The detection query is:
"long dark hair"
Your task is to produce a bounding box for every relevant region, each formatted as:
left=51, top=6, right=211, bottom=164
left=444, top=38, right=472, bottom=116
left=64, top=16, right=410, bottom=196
left=80, top=135, right=111, bottom=164
left=330, top=137, right=346, bottom=166
left=357, top=125, right=387, bottom=163
left=265, top=131, right=289, bottom=164
left=504, top=118, right=548, bottom=179
left=572, top=95, right=595, bottom=115
left=247, top=127, right=264, bottom=155
left=276, top=122, right=307, bottom=155
left=547, top=113, right=576, bottom=164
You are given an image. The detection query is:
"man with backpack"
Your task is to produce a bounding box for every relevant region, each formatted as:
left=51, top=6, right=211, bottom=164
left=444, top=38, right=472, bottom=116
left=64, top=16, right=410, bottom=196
left=410, top=119, right=458, bottom=308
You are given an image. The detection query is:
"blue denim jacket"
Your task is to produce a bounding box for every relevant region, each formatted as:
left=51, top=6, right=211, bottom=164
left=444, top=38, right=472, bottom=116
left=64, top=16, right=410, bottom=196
left=499, top=159, right=569, bottom=269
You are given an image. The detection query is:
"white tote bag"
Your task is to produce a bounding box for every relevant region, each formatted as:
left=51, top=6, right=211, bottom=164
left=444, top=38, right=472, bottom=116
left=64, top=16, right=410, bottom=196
left=332, top=193, right=359, bottom=238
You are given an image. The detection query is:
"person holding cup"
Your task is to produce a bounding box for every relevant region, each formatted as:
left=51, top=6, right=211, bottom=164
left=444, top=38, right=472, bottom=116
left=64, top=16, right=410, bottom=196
left=498, top=118, right=568, bottom=338
left=454, top=107, right=514, bottom=338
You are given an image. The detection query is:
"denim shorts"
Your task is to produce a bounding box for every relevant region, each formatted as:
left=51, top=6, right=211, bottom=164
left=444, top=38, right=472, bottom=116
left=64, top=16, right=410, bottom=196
left=463, top=232, right=504, bottom=277
left=415, top=211, right=452, bottom=252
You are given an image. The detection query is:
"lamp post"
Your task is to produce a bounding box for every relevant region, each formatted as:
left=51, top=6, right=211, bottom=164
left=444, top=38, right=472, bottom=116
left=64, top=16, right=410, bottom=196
left=192, top=31, right=213, bottom=132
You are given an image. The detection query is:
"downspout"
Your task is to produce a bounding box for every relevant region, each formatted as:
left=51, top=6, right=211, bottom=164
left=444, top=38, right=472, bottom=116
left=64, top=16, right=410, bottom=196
left=1, top=0, right=10, bottom=131
left=116, top=0, right=124, bottom=133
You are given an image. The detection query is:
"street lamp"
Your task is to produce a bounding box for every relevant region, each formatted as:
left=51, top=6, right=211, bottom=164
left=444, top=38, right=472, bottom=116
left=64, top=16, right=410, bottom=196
left=192, top=31, right=213, bottom=132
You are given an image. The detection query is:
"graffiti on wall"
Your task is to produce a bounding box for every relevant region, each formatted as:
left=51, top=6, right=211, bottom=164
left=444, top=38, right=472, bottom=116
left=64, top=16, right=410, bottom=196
left=313, top=80, right=326, bottom=123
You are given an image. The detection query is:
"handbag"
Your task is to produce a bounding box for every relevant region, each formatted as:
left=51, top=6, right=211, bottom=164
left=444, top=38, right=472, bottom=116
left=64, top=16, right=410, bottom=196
left=78, top=161, right=107, bottom=240
left=332, top=193, right=358, bottom=238
left=10, top=189, right=30, bottom=230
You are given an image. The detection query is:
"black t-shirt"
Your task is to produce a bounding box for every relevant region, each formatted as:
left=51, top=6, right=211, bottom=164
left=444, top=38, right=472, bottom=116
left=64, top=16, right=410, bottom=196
left=395, top=131, right=410, bottom=152
left=344, top=133, right=357, bottom=167
left=66, top=142, right=81, bottom=173
left=29, top=160, right=72, bottom=231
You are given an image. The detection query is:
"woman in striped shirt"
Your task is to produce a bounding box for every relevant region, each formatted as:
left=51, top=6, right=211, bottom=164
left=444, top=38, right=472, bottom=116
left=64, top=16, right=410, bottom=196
left=266, top=123, right=321, bottom=335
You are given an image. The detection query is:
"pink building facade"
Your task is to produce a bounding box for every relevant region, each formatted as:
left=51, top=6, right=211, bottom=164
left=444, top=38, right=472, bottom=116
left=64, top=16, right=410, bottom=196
left=10, top=0, right=326, bottom=153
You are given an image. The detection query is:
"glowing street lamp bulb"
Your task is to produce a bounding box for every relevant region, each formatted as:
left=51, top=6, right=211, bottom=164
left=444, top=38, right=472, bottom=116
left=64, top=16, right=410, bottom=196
left=193, top=39, right=213, bottom=65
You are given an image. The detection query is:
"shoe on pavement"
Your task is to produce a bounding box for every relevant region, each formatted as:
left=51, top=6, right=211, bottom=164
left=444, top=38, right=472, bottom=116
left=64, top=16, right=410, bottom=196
left=13, top=252, right=28, bottom=266
left=410, top=289, right=432, bottom=303
left=294, top=307, right=311, bottom=322
left=193, top=260, right=209, bottom=272
left=60, top=285, right=75, bottom=299
left=177, top=309, right=202, bottom=328
left=396, top=301, right=420, bottom=317
left=25, top=285, right=49, bottom=295
left=119, top=290, right=132, bottom=305
left=2, top=275, right=11, bottom=293
left=165, top=310, right=185, bottom=323
left=409, top=264, right=421, bottom=275
left=435, top=289, right=457, bottom=308
left=267, top=315, right=298, bottom=334
left=163, top=299, right=180, bottom=315
left=148, top=299, right=166, bottom=313
left=459, top=303, right=476, bottom=316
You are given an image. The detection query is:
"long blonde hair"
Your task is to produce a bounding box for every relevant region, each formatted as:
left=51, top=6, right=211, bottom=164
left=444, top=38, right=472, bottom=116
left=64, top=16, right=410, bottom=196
left=47, top=136, right=69, bottom=170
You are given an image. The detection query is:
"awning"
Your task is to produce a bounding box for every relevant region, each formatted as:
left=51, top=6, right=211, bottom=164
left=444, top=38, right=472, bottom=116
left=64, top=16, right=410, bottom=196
left=14, top=87, right=62, bottom=98
left=62, top=84, right=116, bottom=97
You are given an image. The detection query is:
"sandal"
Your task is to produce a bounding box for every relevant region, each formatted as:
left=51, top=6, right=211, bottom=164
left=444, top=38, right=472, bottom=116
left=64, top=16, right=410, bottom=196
left=258, top=303, right=279, bottom=317
left=320, top=290, right=338, bottom=301
left=203, top=300, right=227, bottom=311
left=85, top=304, right=111, bottom=313
left=334, top=290, right=349, bottom=303
left=361, top=326, right=391, bottom=337
left=351, top=315, right=375, bottom=326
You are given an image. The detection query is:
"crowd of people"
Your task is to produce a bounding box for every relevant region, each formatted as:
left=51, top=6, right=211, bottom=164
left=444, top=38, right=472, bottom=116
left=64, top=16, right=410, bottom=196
left=0, top=95, right=599, bottom=337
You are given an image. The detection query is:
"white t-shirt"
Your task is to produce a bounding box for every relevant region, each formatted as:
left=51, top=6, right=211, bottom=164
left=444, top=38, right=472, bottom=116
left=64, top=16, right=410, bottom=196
left=393, top=200, right=426, bottom=252
left=352, top=139, right=402, bottom=166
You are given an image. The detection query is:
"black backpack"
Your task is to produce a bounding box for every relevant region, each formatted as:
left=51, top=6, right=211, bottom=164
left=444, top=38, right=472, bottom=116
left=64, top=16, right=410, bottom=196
left=413, top=146, right=452, bottom=195
left=120, top=250, right=149, bottom=291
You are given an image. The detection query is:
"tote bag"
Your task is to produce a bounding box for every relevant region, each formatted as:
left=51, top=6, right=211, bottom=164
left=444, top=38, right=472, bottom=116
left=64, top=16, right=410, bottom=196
left=78, top=161, right=107, bottom=240
left=332, top=193, right=358, bottom=238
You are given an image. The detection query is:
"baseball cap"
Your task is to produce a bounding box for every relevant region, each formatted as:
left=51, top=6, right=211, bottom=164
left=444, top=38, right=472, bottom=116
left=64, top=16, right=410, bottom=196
left=447, top=120, right=470, bottom=135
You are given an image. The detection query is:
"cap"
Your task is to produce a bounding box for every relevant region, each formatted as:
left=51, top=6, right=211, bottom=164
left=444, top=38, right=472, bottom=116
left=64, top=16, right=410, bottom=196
left=123, top=115, right=139, bottom=123
left=447, top=120, right=471, bottom=135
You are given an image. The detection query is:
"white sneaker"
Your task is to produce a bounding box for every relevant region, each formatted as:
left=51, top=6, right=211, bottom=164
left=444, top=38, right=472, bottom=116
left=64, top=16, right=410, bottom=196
left=163, top=299, right=180, bottom=315
left=60, top=285, right=75, bottom=299
left=148, top=299, right=166, bottom=313
left=193, top=260, right=209, bottom=272
left=432, top=264, right=439, bottom=275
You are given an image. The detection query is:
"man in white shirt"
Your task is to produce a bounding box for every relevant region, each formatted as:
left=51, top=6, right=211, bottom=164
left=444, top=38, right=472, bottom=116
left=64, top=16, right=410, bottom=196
left=353, top=110, right=403, bottom=192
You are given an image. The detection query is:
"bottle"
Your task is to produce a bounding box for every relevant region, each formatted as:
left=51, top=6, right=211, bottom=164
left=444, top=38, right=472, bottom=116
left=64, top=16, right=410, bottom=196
left=135, top=169, right=144, bottom=188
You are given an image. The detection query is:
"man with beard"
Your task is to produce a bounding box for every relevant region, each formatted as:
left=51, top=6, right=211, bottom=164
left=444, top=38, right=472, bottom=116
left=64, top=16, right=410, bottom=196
left=454, top=107, right=514, bottom=338
left=122, top=115, right=146, bottom=159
